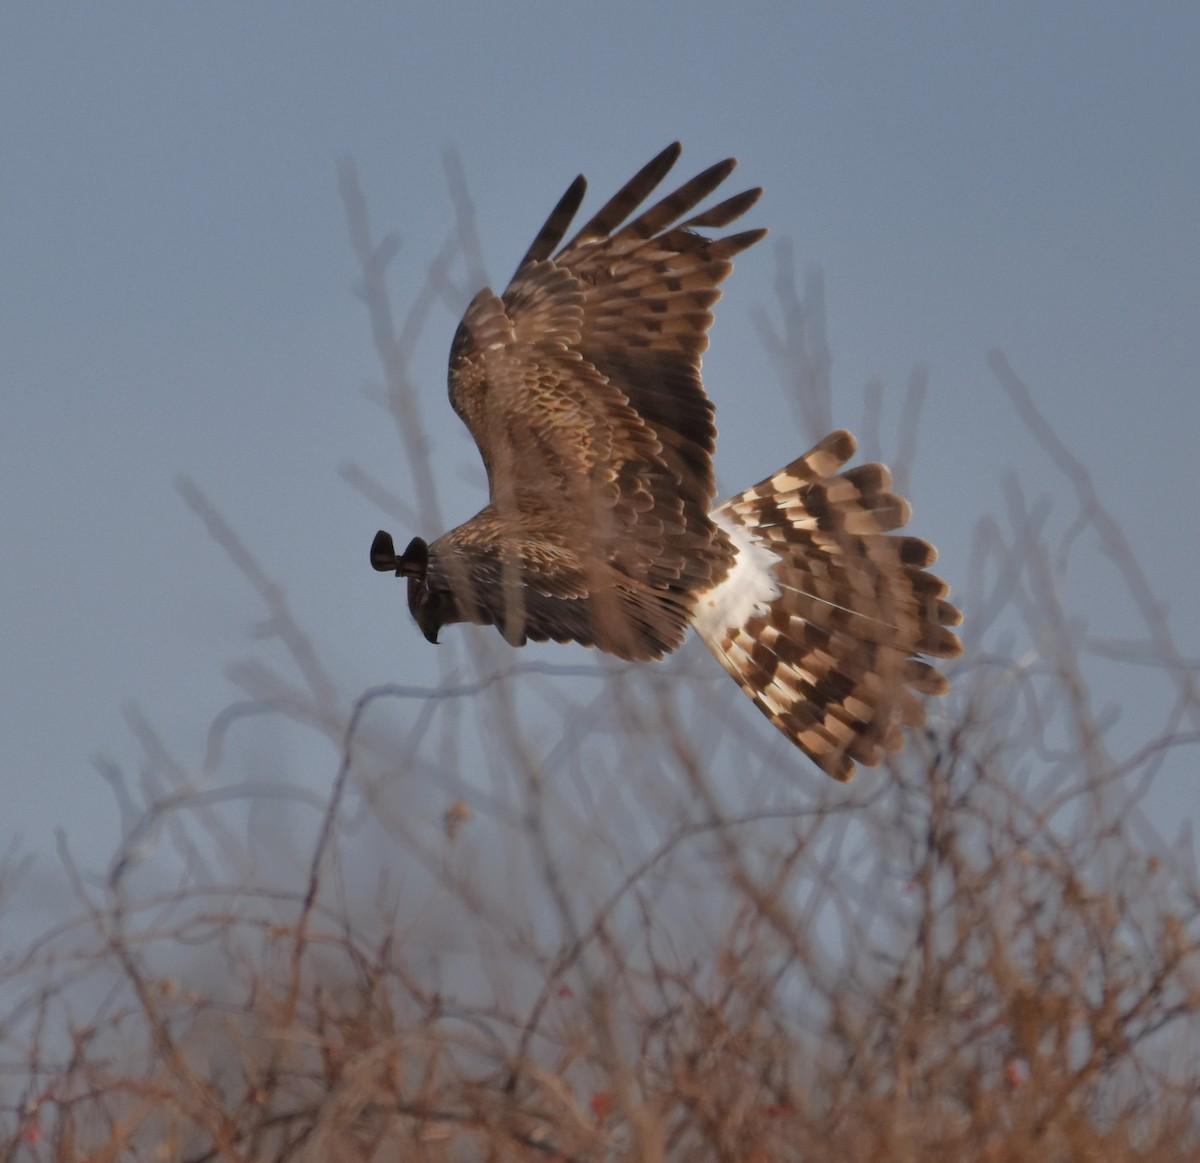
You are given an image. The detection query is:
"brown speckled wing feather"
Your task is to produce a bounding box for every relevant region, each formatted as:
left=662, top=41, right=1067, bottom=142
left=443, top=143, right=765, bottom=657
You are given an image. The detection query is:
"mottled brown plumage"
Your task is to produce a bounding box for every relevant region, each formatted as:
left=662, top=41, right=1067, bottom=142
left=371, top=144, right=962, bottom=779
left=697, top=430, right=962, bottom=780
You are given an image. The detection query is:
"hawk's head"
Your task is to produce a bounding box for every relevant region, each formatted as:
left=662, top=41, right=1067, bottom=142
left=370, top=530, right=455, bottom=645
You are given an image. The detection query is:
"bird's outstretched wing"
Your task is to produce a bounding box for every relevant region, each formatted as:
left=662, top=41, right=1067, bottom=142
left=440, top=143, right=765, bottom=659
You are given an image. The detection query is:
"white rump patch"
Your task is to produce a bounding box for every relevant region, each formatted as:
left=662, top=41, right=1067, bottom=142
left=691, top=510, right=782, bottom=643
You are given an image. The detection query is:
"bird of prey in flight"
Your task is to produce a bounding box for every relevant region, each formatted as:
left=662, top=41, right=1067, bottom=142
left=371, top=143, right=962, bottom=780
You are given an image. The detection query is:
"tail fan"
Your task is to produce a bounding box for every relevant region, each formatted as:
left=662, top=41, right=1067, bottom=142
left=691, top=430, right=963, bottom=781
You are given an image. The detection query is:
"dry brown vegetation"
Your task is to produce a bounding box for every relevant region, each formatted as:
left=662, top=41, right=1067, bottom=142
left=2, top=161, right=1197, bottom=1161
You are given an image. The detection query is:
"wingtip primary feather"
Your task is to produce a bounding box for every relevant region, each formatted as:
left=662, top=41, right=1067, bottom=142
left=683, top=187, right=763, bottom=230
left=514, top=172, right=588, bottom=273
left=566, top=142, right=684, bottom=248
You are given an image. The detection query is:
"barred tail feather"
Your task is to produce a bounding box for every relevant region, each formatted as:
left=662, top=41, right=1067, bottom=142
left=691, top=430, right=963, bottom=781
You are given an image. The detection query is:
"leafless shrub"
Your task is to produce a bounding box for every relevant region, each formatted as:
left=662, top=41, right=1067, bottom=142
left=1, top=159, right=1196, bottom=1162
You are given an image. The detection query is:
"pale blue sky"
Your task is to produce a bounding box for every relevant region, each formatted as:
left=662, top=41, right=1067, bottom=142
left=3, top=4, right=1198, bottom=878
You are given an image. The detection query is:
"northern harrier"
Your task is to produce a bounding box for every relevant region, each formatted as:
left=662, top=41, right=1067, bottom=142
left=371, top=143, right=962, bottom=780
